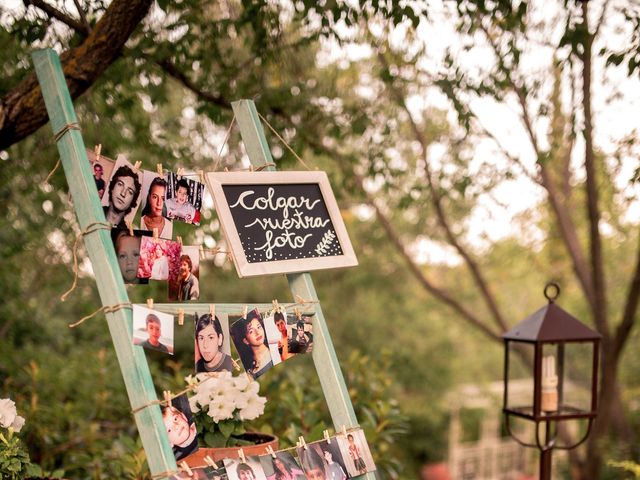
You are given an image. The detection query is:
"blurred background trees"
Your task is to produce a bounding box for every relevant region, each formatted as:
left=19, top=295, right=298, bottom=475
left=1, top=1, right=639, bottom=478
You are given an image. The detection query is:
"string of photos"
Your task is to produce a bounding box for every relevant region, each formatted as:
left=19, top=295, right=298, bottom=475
left=71, top=126, right=371, bottom=479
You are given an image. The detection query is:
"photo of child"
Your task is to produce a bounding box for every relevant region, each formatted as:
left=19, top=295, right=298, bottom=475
left=164, top=172, right=205, bottom=225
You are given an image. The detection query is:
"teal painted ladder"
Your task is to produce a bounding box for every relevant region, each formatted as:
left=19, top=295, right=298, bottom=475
left=33, top=49, right=373, bottom=479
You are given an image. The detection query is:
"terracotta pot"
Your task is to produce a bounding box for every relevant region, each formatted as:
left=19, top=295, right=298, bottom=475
left=183, top=432, right=278, bottom=467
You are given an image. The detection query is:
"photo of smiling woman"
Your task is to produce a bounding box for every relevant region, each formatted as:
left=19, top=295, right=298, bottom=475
left=230, top=309, right=274, bottom=379
left=195, top=313, right=233, bottom=373
left=161, top=393, right=198, bottom=461
left=101, top=156, right=142, bottom=228
left=140, top=173, right=173, bottom=238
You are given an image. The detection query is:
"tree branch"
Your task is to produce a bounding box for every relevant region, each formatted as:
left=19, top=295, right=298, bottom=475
left=72, top=0, right=92, bottom=35
left=614, top=233, right=640, bottom=356
left=0, top=0, right=153, bottom=151
left=24, top=0, right=90, bottom=36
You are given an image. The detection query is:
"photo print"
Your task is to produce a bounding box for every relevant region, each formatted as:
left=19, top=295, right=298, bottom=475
left=230, top=309, right=278, bottom=379
left=164, top=171, right=205, bottom=225
left=297, top=441, right=348, bottom=480
left=194, top=312, right=233, bottom=373
left=139, top=170, right=173, bottom=239
left=336, top=429, right=376, bottom=477
left=137, top=236, right=182, bottom=281
left=168, top=245, right=200, bottom=301
left=224, top=456, right=267, bottom=480
left=260, top=312, right=283, bottom=367
left=259, top=451, right=305, bottom=480
left=161, top=393, right=199, bottom=462
left=86, top=147, right=114, bottom=200
left=101, top=154, right=144, bottom=229
left=132, top=304, right=174, bottom=354
left=171, top=465, right=228, bottom=480
left=287, top=313, right=314, bottom=355
left=111, top=228, right=151, bottom=284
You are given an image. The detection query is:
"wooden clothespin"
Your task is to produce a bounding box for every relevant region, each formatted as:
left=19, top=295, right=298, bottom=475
left=249, top=164, right=254, bottom=172
left=147, top=298, right=154, bottom=310
left=156, top=163, right=163, bottom=176
left=180, top=460, right=193, bottom=477
left=125, top=220, right=134, bottom=237
left=342, top=425, right=348, bottom=437
left=324, top=429, right=332, bottom=444
left=176, top=167, right=185, bottom=179
left=94, top=144, right=102, bottom=161
left=163, top=390, right=172, bottom=407
left=204, top=455, right=218, bottom=469
left=294, top=307, right=301, bottom=320
left=238, top=448, right=246, bottom=463
left=298, top=435, right=307, bottom=449
left=177, top=308, right=184, bottom=326
left=295, top=295, right=306, bottom=305
left=152, top=227, right=159, bottom=240
left=209, top=304, right=215, bottom=317
left=198, top=169, right=205, bottom=184
left=199, top=245, right=205, bottom=260
left=231, top=357, right=241, bottom=371
left=176, top=235, right=183, bottom=245
left=272, top=299, right=280, bottom=313
left=242, top=305, right=248, bottom=318
left=266, top=445, right=277, bottom=459
left=132, top=161, right=142, bottom=173
left=224, top=167, right=229, bottom=172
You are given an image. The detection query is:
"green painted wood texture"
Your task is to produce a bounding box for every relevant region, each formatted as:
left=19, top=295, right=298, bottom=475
left=32, top=49, right=177, bottom=478
left=231, top=100, right=375, bottom=479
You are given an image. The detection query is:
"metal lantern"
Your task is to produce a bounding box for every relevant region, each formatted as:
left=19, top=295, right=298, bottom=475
left=502, top=283, right=601, bottom=479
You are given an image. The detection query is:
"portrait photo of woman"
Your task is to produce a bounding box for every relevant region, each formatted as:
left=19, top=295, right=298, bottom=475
left=259, top=451, right=305, bottom=480
left=101, top=156, right=142, bottom=228
left=140, top=173, right=173, bottom=239
left=230, top=309, right=275, bottom=379
left=194, top=313, right=233, bottom=373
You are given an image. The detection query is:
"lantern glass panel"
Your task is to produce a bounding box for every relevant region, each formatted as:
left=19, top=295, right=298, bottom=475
left=505, top=341, right=535, bottom=416
left=559, top=341, right=595, bottom=414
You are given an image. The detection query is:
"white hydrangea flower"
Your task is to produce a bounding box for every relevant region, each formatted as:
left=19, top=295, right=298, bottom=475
left=207, top=397, right=235, bottom=422
left=0, top=398, right=25, bottom=432
left=238, top=394, right=267, bottom=421
left=188, top=395, right=201, bottom=414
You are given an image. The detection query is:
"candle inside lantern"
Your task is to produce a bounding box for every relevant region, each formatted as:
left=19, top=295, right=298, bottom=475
left=541, top=355, right=558, bottom=412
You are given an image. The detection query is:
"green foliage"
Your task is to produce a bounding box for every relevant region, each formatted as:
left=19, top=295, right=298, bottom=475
left=607, top=460, right=640, bottom=478
left=0, top=429, right=45, bottom=480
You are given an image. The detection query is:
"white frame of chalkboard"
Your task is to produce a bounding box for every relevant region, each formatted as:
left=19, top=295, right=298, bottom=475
left=206, top=171, right=358, bottom=277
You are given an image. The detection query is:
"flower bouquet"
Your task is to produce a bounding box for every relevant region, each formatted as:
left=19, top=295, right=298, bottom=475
left=186, top=371, right=267, bottom=448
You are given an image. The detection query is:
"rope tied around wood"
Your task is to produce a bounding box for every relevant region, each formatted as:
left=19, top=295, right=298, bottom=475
left=68, top=302, right=132, bottom=328
left=45, top=122, right=82, bottom=184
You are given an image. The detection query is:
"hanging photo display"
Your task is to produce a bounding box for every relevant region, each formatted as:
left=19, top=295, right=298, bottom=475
left=169, top=245, right=201, bottom=301
left=139, top=171, right=173, bottom=239
left=194, top=312, right=233, bottom=373
left=206, top=171, right=358, bottom=277
left=170, top=465, right=228, bottom=480
left=101, top=154, right=143, bottom=229
left=264, top=311, right=314, bottom=362
left=336, top=428, right=376, bottom=477
left=259, top=451, right=305, bottom=480
left=111, top=228, right=151, bottom=284
left=86, top=147, right=114, bottom=199
left=164, top=171, right=205, bottom=225
left=161, top=393, right=199, bottom=462
left=132, top=304, right=174, bottom=354
left=137, top=236, right=182, bottom=281
left=230, top=308, right=279, bottom=379
left=224, top=456, right=268, bottom=480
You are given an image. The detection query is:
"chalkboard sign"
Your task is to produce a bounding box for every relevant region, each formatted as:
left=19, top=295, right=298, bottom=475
left=206, top=171, right=358, bottom=277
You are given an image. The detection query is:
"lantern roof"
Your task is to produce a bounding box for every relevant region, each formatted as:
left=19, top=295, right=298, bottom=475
left=503, top=302, right=601, bottom=342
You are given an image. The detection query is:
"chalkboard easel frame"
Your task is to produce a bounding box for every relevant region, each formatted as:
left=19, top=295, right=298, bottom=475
left=206, top=170, right=358, bottom=277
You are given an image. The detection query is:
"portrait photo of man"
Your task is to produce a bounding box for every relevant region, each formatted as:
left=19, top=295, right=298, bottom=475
left=168, top=246, right=200, bottom=301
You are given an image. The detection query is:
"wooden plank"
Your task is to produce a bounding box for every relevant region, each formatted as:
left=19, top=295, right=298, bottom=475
left=32, top=49, right=177, bottom=478
left=232, top=100, right=375, bottom=478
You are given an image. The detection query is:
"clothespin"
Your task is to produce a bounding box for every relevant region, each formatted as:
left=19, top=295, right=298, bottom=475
left=295, top=295, right=306, bottom=304
left=224, top=167, right=229, bottom=172
left=324, top=429, right=331, bottom=444
left=180, top=460, right=193, bottom=477
left=163, top=390, right=172, bottom=407
left=125, top=220, right=134, bottom=237
left=177, top=308, right=184, bottom=326
left=272, top=299, right=280, bottom=313
left=232, top=357, right=241, bottom=371
left=199, top=245, right=205, bottom=260
left=156, top=163, right=163, bottom=176
left=342, top=425, right=347, bottom=437
left=177, top=167, right=185, bottom=179
left=204, top=456, right=218, bottom=469
left=238, top=448, right=246, bottom=463
left=147, top=298, right=154, bottom=309
left=132, top=161, right=142, bottom=173
left=153, top=227, right=159, bottom=239
left=176, top=236, right=183, bottom=245
left=249, top=164, right=254, bottom=172
left=242, top=305, right=248, bottom=318
left=198, top=169, right=205, bottom=184
left=94, top=144, right=102, bottom=161
left=294, top=308, right=301, bottom=320
left=298, top=435, right=307, bottom=450
left=209, top=304, right=215, bottom=317
left=266, top=445, right=277, bottom=459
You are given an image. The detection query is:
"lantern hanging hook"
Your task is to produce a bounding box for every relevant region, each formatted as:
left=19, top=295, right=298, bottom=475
left=544, top=282, right=560, bottom=303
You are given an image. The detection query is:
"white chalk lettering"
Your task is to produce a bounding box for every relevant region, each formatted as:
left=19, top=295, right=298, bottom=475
left=230, top=188, right=322, bottom=219
left=255, top=230, right=313, bottom=259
